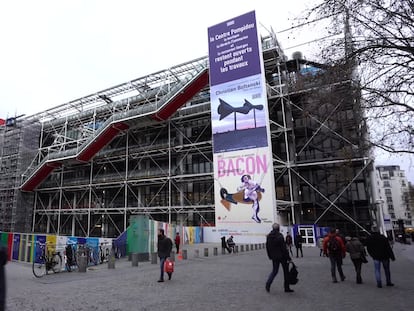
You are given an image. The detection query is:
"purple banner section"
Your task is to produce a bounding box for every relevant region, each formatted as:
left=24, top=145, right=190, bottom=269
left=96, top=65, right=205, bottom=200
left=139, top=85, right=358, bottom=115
left=208, top=11, right=261, bottom=86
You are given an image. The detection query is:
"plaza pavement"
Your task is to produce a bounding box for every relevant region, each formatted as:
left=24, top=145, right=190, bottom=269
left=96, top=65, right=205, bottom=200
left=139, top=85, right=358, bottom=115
left=4, top=241, right=414, bottom=311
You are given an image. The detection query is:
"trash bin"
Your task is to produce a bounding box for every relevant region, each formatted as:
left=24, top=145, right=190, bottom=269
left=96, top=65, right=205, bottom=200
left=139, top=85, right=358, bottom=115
left=78, top=255, right=87, bottom=272
left=131, top=253, right=139, bottom=267
left=77, top=245, right=88, bottom=273
left=151, top=252, right=157, bottom=264
left=108, top=249, right=115, bottom=269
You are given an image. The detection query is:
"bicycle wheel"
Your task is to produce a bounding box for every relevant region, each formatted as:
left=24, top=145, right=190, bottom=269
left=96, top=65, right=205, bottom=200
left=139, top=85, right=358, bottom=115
left=32, top=257, right=46, bottom=278
left=51, top=253, right=63, bottom=273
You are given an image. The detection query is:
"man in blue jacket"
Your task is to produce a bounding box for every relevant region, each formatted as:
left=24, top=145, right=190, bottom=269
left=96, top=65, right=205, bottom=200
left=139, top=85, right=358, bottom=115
left=265, top=223, right=293, bottom=293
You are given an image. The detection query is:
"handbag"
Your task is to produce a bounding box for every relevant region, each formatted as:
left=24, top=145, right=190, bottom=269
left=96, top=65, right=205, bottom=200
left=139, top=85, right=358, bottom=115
left=361, top=252, right=368, bottom=264
left=164, top=258, right=174, bottom=273
left=287, top=261, right=299, bottom=285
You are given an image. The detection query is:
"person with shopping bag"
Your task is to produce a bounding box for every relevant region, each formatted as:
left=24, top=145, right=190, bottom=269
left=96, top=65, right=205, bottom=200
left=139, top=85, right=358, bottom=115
left=157, top=228, right=173, bottom=282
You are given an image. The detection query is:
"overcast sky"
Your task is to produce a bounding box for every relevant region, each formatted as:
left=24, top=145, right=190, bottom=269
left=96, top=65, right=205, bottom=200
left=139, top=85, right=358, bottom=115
left=0, top=0, right=412, bottom=181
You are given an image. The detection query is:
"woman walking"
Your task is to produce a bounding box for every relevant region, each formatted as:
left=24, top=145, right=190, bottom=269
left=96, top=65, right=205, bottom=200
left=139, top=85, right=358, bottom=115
left=345, top=236, right=367, bottom=284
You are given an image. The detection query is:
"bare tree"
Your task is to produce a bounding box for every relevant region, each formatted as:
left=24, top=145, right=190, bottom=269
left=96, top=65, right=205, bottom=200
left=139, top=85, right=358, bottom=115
left=305, top=0, right=414, bottom=154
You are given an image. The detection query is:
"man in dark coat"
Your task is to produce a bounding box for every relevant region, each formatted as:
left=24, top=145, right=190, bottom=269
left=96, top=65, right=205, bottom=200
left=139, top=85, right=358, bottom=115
left=157, top=228, right=173, bottom=282
left=265, top=223, right=293, bottom=293
left=366, top=230, right=395, bottom=288
left=221, top=236, right=231, bottom=254
left=294, top=233, right=303, bottom=257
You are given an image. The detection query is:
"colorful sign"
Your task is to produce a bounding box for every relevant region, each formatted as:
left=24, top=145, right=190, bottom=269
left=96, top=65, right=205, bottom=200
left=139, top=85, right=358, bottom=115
left=208, top=11, right=277, bottom=241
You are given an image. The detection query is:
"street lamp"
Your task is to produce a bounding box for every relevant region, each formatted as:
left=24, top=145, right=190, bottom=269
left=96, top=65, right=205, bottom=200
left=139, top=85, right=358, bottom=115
left=375, top=199, right=386, bottom=235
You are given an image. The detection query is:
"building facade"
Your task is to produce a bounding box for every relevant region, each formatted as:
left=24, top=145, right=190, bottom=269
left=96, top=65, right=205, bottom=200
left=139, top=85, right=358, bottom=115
left=0, top=30, right=375, bottom=238
left=374, top=165, right=412, bottom=237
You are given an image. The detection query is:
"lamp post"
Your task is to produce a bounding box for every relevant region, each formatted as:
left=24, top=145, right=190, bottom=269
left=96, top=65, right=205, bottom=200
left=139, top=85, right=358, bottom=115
left=375, top=199, right=386, bottom=235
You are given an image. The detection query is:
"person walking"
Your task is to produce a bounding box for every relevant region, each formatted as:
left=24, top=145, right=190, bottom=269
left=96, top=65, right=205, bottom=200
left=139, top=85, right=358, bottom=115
left=365, top=230, right=395, bottom=288
left=174, top=232, right=181, bottom=254
left=294, top=233, right=303, bottom=258
left=285, top=232, right=293, bottom=256
left=221, top=236, right=231, bottom=254
left=323, top=228, right=346, bottom=283
left=318, top=236, right=325, bottom=257
left=265, top=223, right=294, bottom=293
left=227, top=235, right=235, bottom=253
left=157, top=228, right=173, bottom=282
left=345, top=236, right=367, bottom=284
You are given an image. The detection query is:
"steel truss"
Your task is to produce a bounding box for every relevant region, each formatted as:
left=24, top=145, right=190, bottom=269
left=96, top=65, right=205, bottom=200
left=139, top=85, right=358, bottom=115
left=12, top=30, right=374, bottom=237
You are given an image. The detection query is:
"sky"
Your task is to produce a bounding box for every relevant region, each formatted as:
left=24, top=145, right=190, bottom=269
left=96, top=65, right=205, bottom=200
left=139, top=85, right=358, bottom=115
left=0, top=0, right=412, bottom=182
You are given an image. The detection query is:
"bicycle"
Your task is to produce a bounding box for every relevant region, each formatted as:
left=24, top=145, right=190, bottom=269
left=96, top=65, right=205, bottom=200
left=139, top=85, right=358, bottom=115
left=32, top=242, right=63, bottom=278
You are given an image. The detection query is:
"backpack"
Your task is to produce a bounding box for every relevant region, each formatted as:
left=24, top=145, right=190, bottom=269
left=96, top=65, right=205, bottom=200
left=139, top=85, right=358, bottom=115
left=287, top=262, right=299, bottom=285
left=328, top=236, right=340, bottom=254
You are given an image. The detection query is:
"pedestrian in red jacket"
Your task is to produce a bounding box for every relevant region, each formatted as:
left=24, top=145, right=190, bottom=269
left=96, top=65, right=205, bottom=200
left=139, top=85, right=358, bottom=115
left=175, top=232, right=181, bottom=254
left=323, top=228, right=346, bottom=283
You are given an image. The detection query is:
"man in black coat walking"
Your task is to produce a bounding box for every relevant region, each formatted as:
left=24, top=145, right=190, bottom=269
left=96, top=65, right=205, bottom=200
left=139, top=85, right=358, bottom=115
left=265, top=223, right=293, bottom=293
left=366, top=230, right=395, bottom=288
left=157, top=228, right=173, bottom=282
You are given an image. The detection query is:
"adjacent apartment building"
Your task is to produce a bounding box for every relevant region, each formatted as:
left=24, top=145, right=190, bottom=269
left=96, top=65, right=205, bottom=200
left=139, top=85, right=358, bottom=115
left=373, top=165, right=412, bottom=237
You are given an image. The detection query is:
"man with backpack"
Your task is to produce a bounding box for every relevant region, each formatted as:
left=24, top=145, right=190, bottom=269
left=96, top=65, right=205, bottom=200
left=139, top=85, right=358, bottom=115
left=323, top=227, right=346, bottom=283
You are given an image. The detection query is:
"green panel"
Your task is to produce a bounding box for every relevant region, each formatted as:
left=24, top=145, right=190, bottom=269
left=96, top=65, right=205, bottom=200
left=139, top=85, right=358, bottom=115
left=136, top=215, right=149, bottom=254
left=0, top=233, right=7, bottom=247
left=127, top=215, right=149, bottom=253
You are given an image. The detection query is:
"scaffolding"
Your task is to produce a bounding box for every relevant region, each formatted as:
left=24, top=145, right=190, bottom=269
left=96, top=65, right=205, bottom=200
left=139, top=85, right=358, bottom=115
left=0, top=116, right=40, bottom=232
left=0, top=29, right=374, bottom=237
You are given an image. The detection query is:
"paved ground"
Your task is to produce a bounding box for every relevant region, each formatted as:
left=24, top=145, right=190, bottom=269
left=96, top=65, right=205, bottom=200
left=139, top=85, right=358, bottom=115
left=4, top=242, right=414, bottom=311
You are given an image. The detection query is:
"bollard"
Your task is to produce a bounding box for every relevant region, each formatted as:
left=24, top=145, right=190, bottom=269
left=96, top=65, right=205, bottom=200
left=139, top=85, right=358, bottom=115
left=204, top=248, right=209, bottom=257
left=194, top=249, right=199, bottom=258
left=131, top=253, right=139, bottom=267
left=255, top=244, right=258, bottom=250
left=240, top=245, right=244, bottom=252
left=235, top=245, right=239, bottom=253
left=182, top=249, right=187, bottom=260
left=151, top=252, right=158, bottom=264
left=213, top=247, right=218, bottom=256
left=78, top=255, right=87, bottom=273
left=108, top=250, right=115, bottom=269
left=246, top=245, right=249, bottom=251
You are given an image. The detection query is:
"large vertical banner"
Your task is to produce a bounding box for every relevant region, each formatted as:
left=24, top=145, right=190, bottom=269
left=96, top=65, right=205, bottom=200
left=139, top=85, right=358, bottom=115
left=208, top=11, right=276, bottom=242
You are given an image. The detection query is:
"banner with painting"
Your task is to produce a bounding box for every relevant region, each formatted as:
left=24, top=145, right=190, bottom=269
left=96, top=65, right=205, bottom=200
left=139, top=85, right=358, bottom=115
left=208, top=11, right=276, bottom=241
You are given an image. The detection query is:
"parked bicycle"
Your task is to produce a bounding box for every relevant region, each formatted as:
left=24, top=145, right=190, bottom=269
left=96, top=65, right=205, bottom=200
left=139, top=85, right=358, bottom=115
left=32, top=241, right=63, bottom=278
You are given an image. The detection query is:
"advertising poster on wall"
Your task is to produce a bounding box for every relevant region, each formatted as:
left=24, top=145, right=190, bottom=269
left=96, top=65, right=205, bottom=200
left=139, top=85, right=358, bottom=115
left=208, top=11, right=277, bottom=242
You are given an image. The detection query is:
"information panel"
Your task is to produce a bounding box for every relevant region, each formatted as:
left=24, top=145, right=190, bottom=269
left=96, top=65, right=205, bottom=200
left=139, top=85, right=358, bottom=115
left=208, top=11, right=277, bottom=242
